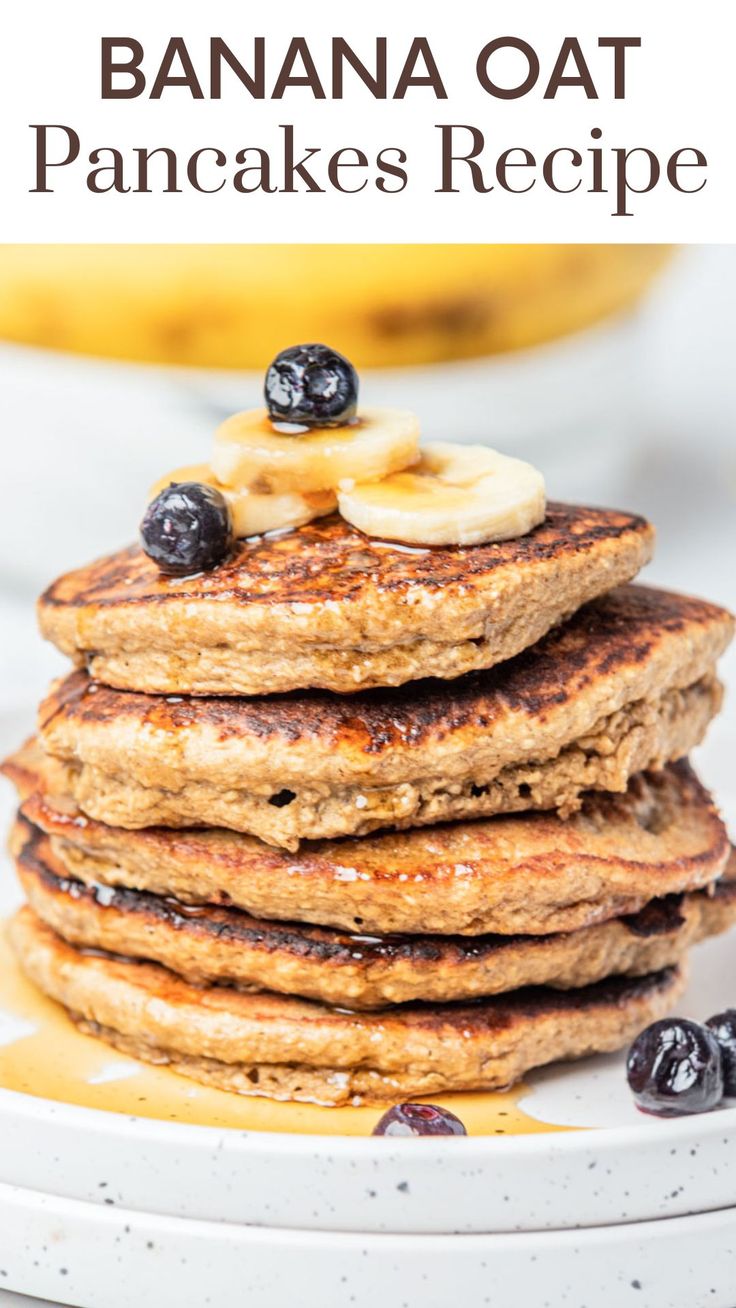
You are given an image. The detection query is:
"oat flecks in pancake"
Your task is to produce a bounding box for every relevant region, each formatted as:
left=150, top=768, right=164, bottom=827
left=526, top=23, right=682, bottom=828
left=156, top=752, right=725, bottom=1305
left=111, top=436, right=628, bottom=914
left=39, top=505, right=651, bottom=612
left=11, top=761, right=731, bottom=937
left=34, top=677, right=723, bottom=846
left=37, top=504, right=655, bottom=694
left=28, top=583, right=736, bottom=843
left=37, top=585, right=733, bottom=769
left=16, top=821, right=736, bottom=1010
left=9, top=907, right=686, bottom=1105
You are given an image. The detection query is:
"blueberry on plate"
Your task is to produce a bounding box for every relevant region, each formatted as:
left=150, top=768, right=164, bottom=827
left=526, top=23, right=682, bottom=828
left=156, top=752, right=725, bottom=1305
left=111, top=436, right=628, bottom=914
left=626, top=1018, right=724, bottom=1117
left=705, top=1010, right=736, bottom=1096
left=372, top=1103, right=467, bottom=1137
left=264, top=343, right=358, bottom=427
left=140, top=482, right=233, bottom=576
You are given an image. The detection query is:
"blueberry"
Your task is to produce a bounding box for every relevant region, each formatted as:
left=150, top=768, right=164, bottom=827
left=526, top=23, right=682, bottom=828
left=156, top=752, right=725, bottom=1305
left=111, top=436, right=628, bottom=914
left=264, top=343, right=358, bottom=427
left=626, top=1018, right=724, bottom=1117
left=705, top=1010, right=736, bottom=1096
left=140, top=482, right=232, bottom=576
left=372, top=1103, right=467, bottom=1137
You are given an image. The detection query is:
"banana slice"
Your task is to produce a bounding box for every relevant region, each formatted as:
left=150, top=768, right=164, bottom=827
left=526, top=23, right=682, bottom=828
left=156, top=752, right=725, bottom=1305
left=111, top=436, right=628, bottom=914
left=337, top=443, right=546, bottom=547
left=211, top=406, right=419, bottom=495
left=149, top=464, right=336, bottom=539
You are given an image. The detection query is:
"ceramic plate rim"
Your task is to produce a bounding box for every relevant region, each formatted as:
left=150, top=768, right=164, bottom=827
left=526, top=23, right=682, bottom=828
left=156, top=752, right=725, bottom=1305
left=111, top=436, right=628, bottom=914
left=1, top=1082, right=735, bottom=1156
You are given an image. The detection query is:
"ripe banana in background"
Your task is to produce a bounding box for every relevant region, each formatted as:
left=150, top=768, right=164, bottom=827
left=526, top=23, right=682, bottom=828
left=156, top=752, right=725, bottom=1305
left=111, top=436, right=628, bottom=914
left=0, top=245, right=671, bottom=370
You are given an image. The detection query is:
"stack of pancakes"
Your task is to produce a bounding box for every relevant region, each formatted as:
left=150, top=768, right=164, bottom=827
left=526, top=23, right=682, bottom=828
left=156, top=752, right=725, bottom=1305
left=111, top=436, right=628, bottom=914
left=3, top=504, right=734, bottom=1105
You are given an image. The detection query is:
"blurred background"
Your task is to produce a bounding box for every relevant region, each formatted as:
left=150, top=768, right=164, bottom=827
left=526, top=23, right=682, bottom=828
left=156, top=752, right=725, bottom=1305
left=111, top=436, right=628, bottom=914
left=0, top=242, right=733, bottom=822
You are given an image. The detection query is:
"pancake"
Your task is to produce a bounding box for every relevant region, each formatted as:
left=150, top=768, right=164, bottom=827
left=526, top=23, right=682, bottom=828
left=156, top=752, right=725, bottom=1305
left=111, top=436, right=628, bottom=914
left=8, top=908, right=686, bottom=1105
left=37, top=504, right=654, bottom=695
left=8, top=755, right=730, bottom=937
left=16, top=820, right=736, bottom=1009
left=35, top=586, right=732, bottom=848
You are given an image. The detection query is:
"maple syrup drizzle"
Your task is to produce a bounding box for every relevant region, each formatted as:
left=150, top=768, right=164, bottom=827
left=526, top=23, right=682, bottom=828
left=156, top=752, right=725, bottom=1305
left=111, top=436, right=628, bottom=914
left=0, top=927, right=568, bottom=1137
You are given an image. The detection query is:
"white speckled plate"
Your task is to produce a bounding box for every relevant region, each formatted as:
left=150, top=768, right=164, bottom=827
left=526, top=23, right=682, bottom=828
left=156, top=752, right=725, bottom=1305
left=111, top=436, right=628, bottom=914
left=1, top=1183, right=736, bottom=1308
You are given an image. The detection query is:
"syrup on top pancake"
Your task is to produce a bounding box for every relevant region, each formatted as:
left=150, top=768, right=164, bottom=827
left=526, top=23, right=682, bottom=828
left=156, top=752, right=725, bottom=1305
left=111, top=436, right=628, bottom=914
left=37, top=503, right=654, bottom=695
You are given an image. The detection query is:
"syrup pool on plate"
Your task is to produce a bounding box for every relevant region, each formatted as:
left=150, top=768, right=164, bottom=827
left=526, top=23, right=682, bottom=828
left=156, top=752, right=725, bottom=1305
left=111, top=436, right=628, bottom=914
left=0, top=925, right=570, bottom=1137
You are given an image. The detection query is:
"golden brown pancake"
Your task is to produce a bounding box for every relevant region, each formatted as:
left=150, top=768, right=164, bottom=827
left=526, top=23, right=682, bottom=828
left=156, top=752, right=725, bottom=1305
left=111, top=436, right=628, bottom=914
left=9, top=908, right=686, bottom=1105
left=7, top=754, right=730, bottom=937
left=16, top=820, right=736, bottom=1010
left=35, top=586, right=732, bottom=848
left=37, top=505, right=654, bottom=695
